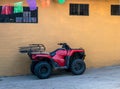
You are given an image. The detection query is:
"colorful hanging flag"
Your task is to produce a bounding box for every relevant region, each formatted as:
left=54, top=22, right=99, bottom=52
left=58, top=0, right=65, bottom=4
left=41, top=0, right=51, bottom=8
left=27, top=0, right=37, bottom=11
left=46, top=0, right=51, bottom=6
left=1, top=4, right=12, bottom=15
left=14, top=2, right=23, bottom=13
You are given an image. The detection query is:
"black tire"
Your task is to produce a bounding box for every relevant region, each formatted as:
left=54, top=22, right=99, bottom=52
left=30, top=61, right=38, bottom=75
left=34, top=62, right=52, bottom=79
left=70, top=59, right=86, bottom=75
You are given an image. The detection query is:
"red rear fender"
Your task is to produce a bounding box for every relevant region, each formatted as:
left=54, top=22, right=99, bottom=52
left=32, top=54, right=52, bottom=60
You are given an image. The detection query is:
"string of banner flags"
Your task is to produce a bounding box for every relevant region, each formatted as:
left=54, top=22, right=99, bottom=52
left=1, top=0, right=66, bottom=15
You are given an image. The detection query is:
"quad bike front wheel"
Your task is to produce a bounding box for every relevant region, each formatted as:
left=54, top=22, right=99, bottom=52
left=70, top=59, right=86, bottom=75
left=34, top=62, right=52, bottom=79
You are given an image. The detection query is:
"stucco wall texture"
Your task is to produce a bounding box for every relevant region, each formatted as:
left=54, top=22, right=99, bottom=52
left=0, top=0, right=120, bottom=76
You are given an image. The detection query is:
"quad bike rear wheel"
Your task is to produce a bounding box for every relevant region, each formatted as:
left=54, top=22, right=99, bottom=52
left=34, top=62, right=52, bottom=79
left=30, top=61, right=38, bottom=75
left=70, top=59, right=86, bottom=75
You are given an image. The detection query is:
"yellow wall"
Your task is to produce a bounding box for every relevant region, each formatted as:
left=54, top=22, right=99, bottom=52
left=0, top=0, right=120, bottom=76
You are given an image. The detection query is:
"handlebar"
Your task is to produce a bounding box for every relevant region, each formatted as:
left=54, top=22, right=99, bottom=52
left=57, top=43, right=71, bottom=50
left=57, top=43, right=67, bottom=45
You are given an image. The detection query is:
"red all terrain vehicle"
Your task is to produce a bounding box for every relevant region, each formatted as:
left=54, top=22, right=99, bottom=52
left=19, top=43, right=86, bottom=79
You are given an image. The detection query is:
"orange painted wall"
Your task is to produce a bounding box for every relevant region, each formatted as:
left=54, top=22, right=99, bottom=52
left=0, top=0, right=120, bottom=76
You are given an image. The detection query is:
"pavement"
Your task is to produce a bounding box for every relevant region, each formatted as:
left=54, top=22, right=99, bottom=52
left=1, top=66, right=120, bottom=89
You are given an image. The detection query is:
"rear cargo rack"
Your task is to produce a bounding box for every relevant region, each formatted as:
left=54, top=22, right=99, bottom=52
left=19, top=44, right=46, bottom=53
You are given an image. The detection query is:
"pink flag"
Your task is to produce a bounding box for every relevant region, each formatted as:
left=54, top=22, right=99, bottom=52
left=27, top=0, right=37, bottom=11
left=1, top=4, right=12, bottom=15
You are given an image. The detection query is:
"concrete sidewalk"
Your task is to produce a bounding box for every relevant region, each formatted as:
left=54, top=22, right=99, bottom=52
left=0, top=66, right=120, bottom=89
